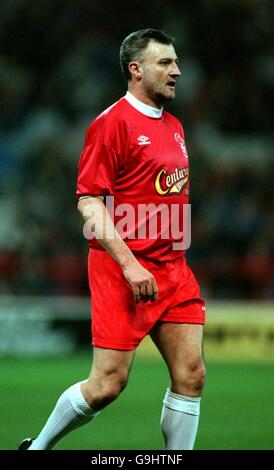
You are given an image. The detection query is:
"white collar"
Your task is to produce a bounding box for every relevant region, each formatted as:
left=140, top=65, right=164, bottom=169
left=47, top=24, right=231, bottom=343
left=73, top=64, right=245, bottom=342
left=124, top=91, right=163, bottom=118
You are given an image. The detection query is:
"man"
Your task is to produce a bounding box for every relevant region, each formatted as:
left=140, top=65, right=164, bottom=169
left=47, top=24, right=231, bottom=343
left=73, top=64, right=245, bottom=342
left=19, top=28, right=206, bottom=451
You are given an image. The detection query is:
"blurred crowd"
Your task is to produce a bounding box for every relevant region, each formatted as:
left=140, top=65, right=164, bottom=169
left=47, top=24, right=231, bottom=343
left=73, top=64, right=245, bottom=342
left=0, top=0, right=273, bottom=299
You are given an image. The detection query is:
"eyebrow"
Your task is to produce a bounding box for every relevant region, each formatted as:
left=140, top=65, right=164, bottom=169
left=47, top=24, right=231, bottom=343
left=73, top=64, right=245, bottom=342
left=158, top=57, right=180, bottom=63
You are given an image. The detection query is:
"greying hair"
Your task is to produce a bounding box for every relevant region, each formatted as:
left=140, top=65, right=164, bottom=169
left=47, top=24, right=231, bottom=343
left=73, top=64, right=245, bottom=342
left=120, top=28, right=175, bottom=81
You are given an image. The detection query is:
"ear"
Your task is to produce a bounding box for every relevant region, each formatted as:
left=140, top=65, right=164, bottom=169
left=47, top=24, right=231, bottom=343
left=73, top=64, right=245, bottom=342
left=128, top=61, right=142, bottom=80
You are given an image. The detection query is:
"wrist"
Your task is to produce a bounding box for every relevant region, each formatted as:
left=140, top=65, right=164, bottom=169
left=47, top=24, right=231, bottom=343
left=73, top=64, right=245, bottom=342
left=119, top=253, right=138, bottom=270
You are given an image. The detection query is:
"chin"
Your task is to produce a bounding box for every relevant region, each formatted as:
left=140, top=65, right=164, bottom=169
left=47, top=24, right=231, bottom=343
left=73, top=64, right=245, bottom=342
left=162, top=92, right=175, bottom=103
left=155, top=92, right=175, bottom=106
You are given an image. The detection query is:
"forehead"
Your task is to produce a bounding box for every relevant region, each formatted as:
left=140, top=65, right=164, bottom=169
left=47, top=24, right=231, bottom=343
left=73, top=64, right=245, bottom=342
left=141, top=40, right=177, bottom=61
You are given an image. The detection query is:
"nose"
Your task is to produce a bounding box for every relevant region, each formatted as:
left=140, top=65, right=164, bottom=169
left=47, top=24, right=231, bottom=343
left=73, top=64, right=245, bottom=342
left=171, top=61, right=181, bottom=77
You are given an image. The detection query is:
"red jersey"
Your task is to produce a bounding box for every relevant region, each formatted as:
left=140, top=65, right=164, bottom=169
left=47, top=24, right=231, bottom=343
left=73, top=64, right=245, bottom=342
left=76, top=92, right=190, bottom=261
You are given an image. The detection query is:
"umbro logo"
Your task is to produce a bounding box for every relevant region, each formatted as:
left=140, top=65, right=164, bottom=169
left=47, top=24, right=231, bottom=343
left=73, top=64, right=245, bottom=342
left=138, top=135, right=151, bottom=145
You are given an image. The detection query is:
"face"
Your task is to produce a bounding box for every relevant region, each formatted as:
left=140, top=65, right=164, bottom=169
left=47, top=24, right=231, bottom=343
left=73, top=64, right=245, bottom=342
left=132, top=40, right=181, bottom=107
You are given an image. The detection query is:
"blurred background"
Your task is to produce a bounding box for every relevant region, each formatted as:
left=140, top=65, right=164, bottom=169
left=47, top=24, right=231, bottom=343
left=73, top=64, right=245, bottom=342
left=0, top=0, right=274, bottom=451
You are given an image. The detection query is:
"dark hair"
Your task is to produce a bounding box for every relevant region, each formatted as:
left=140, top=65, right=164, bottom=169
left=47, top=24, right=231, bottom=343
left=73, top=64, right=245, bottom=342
left=120, top=28, right=175, bottom=81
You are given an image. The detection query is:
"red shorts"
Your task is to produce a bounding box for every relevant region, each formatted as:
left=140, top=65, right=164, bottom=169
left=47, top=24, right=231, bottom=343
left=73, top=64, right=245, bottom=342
left=88, top=250, right=206, bottom=350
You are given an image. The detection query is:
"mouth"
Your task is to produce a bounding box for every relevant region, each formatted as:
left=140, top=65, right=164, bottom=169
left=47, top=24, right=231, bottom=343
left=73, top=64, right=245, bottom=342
left=166, top=81, right=176, bottom=89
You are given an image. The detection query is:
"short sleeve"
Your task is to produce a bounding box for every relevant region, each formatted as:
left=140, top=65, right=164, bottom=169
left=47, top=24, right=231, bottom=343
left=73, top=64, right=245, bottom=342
left=76, top=140, right=120, bottom=197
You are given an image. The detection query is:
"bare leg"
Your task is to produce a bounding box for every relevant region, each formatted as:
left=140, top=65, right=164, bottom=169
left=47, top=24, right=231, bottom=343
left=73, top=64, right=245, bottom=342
left=150, top=322, right=206, bottom=449
left=82, top=347, right=135, bottom=409
left=29, top=347, right=135, bottom=449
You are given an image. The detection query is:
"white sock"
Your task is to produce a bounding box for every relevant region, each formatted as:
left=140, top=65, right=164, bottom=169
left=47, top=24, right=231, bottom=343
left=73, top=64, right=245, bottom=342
left=160, top=388, right=201, bottom=450
left=29, top=381, right=99, bottom=450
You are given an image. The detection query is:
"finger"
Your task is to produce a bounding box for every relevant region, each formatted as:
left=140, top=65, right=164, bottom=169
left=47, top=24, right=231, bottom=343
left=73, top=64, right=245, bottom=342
left=132, top=285, right=141, bottom=303
left=146, top=282, right=153, bottom=297
left=151, top=278, right=159, bottom=301
left=140, top=283, right=148, bottom=298
left=146, top=282, right=155, bottom=303
left=143, top=295, right=150, bottom=303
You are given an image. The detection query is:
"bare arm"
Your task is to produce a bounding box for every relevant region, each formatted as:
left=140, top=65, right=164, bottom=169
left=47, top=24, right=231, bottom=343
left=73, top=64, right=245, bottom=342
left=77, top=196, right=158, bottom=303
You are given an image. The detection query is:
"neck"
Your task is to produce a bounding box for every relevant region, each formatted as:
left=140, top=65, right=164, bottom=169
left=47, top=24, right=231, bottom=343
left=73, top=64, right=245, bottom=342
left=127, top=84, right=162, bottom=110
left=124, top=91, right=163, bottom=118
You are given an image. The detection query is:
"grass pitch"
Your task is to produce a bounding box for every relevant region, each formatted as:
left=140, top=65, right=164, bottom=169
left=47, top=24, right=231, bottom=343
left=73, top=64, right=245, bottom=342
left=1, top=352, right=274, bottom=450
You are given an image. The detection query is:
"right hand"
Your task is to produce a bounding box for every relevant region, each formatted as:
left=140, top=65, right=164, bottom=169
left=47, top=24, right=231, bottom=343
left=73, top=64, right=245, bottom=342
left=122, top=260, right=159, bottom=304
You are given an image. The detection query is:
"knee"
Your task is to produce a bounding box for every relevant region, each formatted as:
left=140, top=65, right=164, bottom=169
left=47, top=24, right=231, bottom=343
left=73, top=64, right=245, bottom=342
left=83, top=368, right=129, bottom=410
left=192, top=361, right=206, bottom=392
left=172, top=360, right=206, bottom=396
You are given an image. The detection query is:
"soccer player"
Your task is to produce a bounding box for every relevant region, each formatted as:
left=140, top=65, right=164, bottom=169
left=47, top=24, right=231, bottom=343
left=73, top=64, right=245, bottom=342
left=19, top=29, right=206, bottom=451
